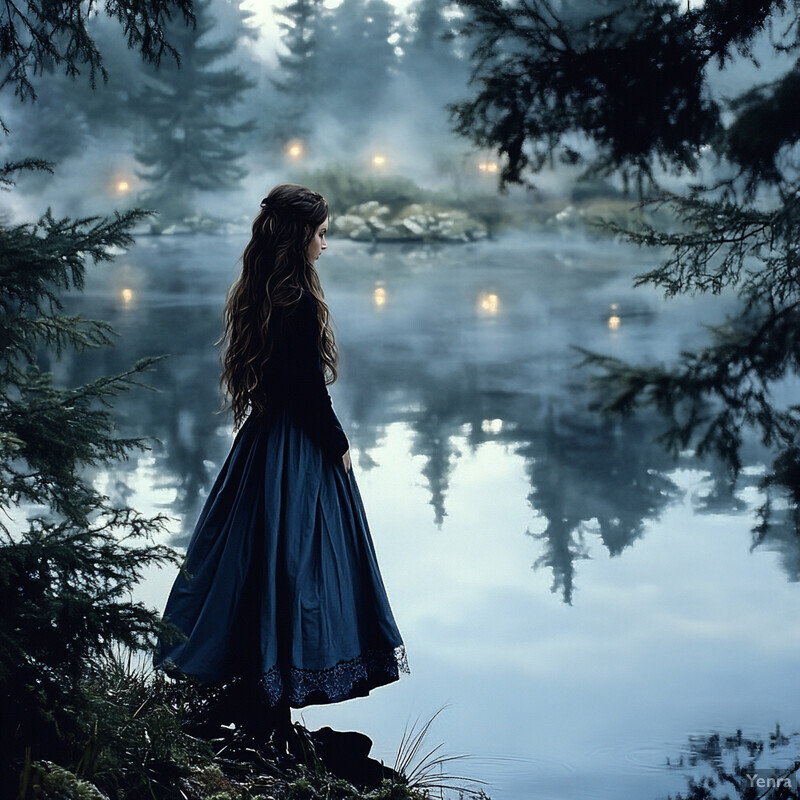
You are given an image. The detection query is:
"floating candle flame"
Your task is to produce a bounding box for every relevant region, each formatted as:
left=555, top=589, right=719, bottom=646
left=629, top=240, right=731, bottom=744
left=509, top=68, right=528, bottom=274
left=286, top=140, right=304, bottom=159
left=373, top=285, right=387, bottom=307
left=478, top=161, right=499, bottom=173
left=372, top=154, right=387, bottom=168
left=121, top=288, right=134, bottom=304
left=117, top=180, right=130, bottom=193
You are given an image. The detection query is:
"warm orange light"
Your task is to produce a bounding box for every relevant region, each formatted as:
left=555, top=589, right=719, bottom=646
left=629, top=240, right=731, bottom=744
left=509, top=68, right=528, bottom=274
left=478, top=292, right=500, bottom=315
left=117, top=180, right=130, bottom=193
left=478, top=161, right=499, bottom=174
left=608, top=303, right=620, bottom=330
left=286, top=140, right=304, bottom=159
left=372, top=154, right=387, bottom=168
left=121, top=288, right=134, bottom=304
left=373, top=285, right=387, bottom=307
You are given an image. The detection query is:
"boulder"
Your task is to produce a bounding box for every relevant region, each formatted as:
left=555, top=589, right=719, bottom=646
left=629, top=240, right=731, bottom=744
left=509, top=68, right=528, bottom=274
left=332, top=201, right=488, bottom=243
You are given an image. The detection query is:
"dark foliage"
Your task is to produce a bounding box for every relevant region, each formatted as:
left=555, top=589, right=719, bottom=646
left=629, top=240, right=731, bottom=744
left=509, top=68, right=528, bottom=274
left=1, top=0, right=198, bottom=793
left=452, top=0, right=800, bottom=533
left=0, top=162, right=182, bottom=791
left=451, top=0, right=791, bottom=187
left=0, top=0, right=194, bottom=118
left=667, top=726, right=800, bottom=800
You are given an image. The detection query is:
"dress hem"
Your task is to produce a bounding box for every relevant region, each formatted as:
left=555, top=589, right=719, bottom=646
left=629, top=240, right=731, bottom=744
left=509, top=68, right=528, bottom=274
left=262, top=645, right=410, bottom=708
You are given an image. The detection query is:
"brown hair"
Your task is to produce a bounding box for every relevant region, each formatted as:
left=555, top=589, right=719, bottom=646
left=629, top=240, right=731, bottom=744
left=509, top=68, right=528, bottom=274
left=218, top=183, right=336, bottom=428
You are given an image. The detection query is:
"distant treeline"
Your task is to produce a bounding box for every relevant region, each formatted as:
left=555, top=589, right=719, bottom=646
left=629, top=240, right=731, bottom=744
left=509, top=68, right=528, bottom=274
left=3, top=0, right=476, bottom=223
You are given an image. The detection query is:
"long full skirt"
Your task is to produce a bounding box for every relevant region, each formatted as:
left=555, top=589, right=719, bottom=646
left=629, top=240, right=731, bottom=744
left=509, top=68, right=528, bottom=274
left=155, top=411, right=408, bottom=708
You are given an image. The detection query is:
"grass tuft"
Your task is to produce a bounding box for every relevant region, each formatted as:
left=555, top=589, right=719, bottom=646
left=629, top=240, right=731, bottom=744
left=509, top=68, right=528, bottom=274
left=393, top=707, right=488, bottom=799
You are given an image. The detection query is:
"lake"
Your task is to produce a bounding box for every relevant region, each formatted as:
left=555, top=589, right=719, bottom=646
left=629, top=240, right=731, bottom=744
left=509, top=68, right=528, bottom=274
left=62, top=230, right=800, bottom=800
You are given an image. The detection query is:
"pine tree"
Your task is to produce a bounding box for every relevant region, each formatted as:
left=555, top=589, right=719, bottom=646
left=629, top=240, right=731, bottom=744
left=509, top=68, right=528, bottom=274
left=403, top=0, right=465, bottom=89
left=451, top=0, right=800, bottom=534
left=133, top=0, right=256, bottom=227
left=273, top=0, right=326, bottom=139
left=320, top=0, right=397, bottom=117
left=396, top=0, right=470, bottom=175
left=0, top=0, right=196, bottom=791
left=0, top=172, right=181, bottom=779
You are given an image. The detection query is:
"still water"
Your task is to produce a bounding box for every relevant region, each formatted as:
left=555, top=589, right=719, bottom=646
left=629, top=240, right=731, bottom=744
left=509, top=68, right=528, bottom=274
left=63, top=231, right=800, bottom=800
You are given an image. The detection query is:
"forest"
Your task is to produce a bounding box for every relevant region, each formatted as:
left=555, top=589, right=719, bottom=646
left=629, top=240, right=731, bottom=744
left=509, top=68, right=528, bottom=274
left=1, top=0, right=498, bottom=231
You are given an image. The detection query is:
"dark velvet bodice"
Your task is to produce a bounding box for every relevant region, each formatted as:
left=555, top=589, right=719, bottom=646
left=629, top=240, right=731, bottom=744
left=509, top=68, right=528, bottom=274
left=258, top=291, right=348, bottom=461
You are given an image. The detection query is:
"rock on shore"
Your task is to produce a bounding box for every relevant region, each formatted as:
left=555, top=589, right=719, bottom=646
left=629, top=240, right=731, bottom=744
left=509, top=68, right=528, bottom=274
left=333, top=201, right=488, bottom=243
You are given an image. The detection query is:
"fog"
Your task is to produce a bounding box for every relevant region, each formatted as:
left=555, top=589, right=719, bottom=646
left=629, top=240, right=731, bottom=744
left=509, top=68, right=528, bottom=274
left=56, top=232, right=800, bottom=800
left=2, top=0, right=480, bottom=225
left=4, top=2, right=800, bottom=798
left=3, top=0, right=796, bottom=228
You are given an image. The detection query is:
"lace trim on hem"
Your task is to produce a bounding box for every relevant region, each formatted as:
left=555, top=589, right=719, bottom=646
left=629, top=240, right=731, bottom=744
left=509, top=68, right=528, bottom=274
left=261, top=645, right=409, bottom=707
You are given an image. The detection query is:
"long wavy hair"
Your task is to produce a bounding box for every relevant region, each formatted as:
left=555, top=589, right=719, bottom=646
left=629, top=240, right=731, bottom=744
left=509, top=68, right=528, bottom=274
left=219, top=183, right=336, bottom=429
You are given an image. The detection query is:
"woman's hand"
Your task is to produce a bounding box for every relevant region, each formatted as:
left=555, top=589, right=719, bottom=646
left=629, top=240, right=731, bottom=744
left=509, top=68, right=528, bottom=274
left=342, top=450, right=352, bottom=473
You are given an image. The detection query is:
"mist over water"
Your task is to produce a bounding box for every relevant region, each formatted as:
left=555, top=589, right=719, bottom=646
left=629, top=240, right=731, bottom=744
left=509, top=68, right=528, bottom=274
left=5, top=1, right=800, bottom=797
left=59, top=230, right=800, bottom=800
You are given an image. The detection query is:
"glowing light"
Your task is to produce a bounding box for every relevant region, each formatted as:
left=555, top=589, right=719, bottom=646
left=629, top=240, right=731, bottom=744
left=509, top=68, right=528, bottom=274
left=608, top=302, right=620, bottom=330
left=371, top=154, right=387, bottom=168
left=121, top=288, right=134, bottom=304
left=373, top=285, right=387, bottom=307
left=117, top=180, right=130, bottom=193
left=481, top=418, right=503, bottom=435
left=478, top=291, right=500, bottom=315
left=478, top=161, right=499, bottom=174
left=286, top=140, right=304, bottom=159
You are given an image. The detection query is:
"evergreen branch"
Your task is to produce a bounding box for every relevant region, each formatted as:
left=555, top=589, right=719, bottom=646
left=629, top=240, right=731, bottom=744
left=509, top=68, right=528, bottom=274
left=0, top=208, right=154, bottom=320
left=578, top=301, right=800, bottom=530
left=0, top=357, right=166, bottom=524
left=1, top=315, right=117, bottom=363
left=0, top=0, right=195, bottom=104
left=56, top=355, right=166, bottom=408
left=601, top=191, right=800, bottom=303
left=0, top=157, right=52, bottom=187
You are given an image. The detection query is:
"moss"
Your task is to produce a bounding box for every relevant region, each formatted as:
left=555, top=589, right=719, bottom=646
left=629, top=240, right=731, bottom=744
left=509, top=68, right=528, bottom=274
left=286, top=776, right=315, bottom=799
left=33, top=762, right=109, bottom=800
left=367, top=779, right=422, bottom=800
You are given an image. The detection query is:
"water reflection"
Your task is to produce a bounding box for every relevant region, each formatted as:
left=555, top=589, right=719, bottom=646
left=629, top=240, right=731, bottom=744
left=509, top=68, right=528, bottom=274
left=59, top=234, right=800, bottom=602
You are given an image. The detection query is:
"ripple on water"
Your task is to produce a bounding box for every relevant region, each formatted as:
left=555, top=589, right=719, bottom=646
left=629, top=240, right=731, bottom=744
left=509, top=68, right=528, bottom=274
left=586, top=738, right=677, bottom=774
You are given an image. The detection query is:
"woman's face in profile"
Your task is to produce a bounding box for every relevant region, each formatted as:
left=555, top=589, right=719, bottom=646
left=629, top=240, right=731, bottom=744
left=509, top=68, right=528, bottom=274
left=307, top=217, right=329, bottom=262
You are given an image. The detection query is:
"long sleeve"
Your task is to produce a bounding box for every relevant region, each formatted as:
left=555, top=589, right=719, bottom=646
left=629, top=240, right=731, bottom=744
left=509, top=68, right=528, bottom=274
left=279, top=292, right=349, bottom=461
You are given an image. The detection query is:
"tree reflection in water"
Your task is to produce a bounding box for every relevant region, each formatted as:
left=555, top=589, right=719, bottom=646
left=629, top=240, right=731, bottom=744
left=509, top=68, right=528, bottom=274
left=59, top=234, right=800, bottom=604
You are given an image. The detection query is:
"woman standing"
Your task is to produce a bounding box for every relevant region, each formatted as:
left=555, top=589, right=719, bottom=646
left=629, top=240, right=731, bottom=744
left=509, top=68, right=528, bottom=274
left=155, top=184, right=408, bottom=749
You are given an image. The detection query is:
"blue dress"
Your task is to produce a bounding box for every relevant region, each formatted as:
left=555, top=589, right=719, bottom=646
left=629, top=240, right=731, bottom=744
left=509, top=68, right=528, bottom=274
left=155, top=292, right=408, bottom=707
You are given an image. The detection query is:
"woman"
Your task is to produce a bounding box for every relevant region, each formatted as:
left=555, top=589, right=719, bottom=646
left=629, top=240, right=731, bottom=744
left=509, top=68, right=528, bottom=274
left=155, top=184, right=408, bottom=750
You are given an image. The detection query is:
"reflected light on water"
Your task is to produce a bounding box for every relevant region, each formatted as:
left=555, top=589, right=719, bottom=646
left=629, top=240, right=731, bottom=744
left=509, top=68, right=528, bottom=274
left=608, top=302, right=620, bottom=331
left=373, top=284, right=387, bottom=308
left=478, top=291, right=501, bottom=315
